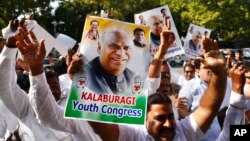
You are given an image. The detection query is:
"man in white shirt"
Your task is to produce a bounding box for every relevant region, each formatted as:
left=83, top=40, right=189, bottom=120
left=0, top=20, right=102, bottom=141
left=177, top=63, right=195, bottom=86
left=177, top=55, right=233, bottom=141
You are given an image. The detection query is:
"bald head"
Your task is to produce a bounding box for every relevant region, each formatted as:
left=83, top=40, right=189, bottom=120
left=192, top=31, right=202, bottom=46
left=148, top=15, right=163, bottom=36
left=98, top=29, right=133, bottom=76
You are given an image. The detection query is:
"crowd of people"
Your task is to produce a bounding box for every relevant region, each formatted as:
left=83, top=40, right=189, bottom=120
left=0, top=12, right=249, bottom=141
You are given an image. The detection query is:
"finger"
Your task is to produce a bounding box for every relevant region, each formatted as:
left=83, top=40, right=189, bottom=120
left=208, top=39, right=214, bottom=51
left=19, top=27, right=31, bottom=44
left=14, top=33, right=28, bottom=51
left=239, top=68, right=246, bottom=75
left=16, top=41, right=28, bottom=54
left=28, top=29, right=38, bottom=42
left=38, top=39, right=46, bottom=59
left=237, top=64, right=245, bottom=72
left=201, top=38, right=208, bottom=54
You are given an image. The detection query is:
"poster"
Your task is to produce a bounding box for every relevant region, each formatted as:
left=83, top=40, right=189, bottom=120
left=135, top=5, right=184, bottom=58
left=184, top=23, right=211, bottom=58
left=65, top=16, right=151, bottom=125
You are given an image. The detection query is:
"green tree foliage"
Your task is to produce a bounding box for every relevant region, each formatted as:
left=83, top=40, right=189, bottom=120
left=54, top=0, right=102, bottom=41
left=1, top=0, right=249, bottom=43
left=161, top=0, right=250, bottom=41
left=0, top=0, right=53, bottom=32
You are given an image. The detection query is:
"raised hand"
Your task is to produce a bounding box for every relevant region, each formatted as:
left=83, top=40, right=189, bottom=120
left=201, top=38, right=218, bottom=54
left=158, top=16, right=175, bottom=54
left=197, top=38, right=226, bottom=75
left=5, top=16, right=32, bottom=48
left=14, top=27, right=45, bottom=76
left=228, top=63, right=246, bottom=94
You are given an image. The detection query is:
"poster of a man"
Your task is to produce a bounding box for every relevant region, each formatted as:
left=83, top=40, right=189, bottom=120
left=134, top=5, right=184, bottom=58
left=133, top=28, right=146, bottom=48
left=138, top=15, right=147, bottom=25
left=85, top=29, right=135, bottom=94
left=66, top=16, right=150, bottom=125
left=85, top=20, right=99, bottom=40
left=80, top=18, right=150, bottom=94
left=187, top=30, right=202, bottom=51
left=184, top=23, right=211, bottom=58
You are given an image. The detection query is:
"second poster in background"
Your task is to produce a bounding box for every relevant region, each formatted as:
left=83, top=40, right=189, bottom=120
left=134, top=5, right=184, bottom=58
left=184, top=23, right=211, bottom=58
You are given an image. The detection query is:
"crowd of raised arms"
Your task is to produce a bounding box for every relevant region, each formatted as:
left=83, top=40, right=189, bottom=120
left=0, top=13, right=249, bottom=141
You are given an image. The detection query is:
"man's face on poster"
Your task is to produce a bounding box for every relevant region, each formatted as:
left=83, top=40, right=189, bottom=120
left=134, top=31, right=145, bottom=43
left=99, top=31, right=132, bottom=76
left=192, top=31, right=202, bottom=46
left=90, top=21, right=99, bottom=30
left=149, top=16, right=163, bottom=37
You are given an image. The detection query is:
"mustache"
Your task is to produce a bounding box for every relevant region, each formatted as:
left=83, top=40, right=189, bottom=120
left=159, top=127, right=175, bottom=133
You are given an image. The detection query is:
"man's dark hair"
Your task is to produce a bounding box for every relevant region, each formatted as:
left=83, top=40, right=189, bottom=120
left=52, top=60, right=67, bottom=76
left=194, top=55, right=204, bottom=69
left=160, top=8, right=166, bottom=14
left=45, top=70, right=59, bottom=81
left=235, top=49, right=243, bottom=54
left=147, top=93, right=172, bottom=112
left=90, top=20, right=99, bottom=25
left=17, top=73, right=30, bottom=93
left=133, top=28, right=145, bottom=35
left=183, top=62, right=195, bottom=71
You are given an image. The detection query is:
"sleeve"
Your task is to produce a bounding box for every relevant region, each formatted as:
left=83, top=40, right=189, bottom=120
left=178, top=82, right=193, bottom=108
left=246, top=100, right=250, bottom=110
left=216, top=91, right=246, bottom=141
left=148, top=77, right=161, bottom=96
left=0, top=114, right=7, bottom=140
left=29, top=72, right=89, bottom=135
left=0, top=46, right=31, bottom=119
left=179, top=114, right=205, bottom=141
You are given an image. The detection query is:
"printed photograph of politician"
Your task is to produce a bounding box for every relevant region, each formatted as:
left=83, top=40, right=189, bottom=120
left=80, top=16, right=150, bottom=95
left=134, top=5, right=184, bottom=58
left=65, top=16, right=151, bottom=125
left=183, top=23, right=211, bottom=59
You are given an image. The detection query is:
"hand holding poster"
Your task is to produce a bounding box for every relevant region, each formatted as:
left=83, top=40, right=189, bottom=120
left=184, top=23, right=211, bottom=58
left=135, top=5, right=184, bottom=58
left=65, top=16, right=151, bottom=125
